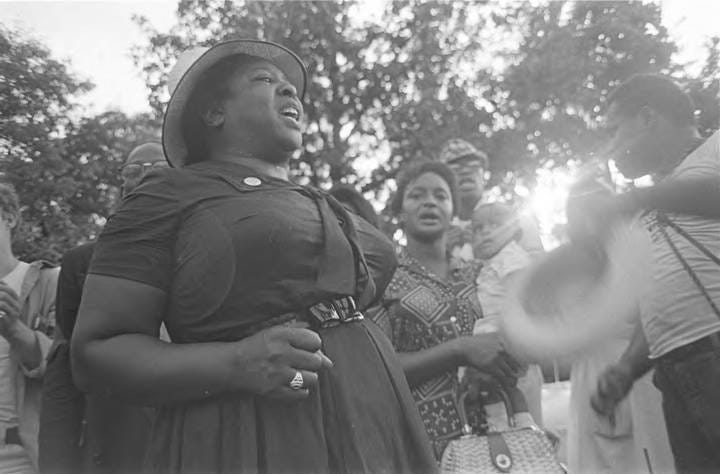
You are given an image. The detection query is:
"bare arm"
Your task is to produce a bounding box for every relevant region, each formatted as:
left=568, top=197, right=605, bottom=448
left=398, top=334, right=518, bottom=388
left=397, top=339, right=464, bottom=388
left=71, top=275, right=331, bottom=406
left=617, top=323, right=653, bottom=379
left=624, top=177, right=720, bottom=219
left=591, top=323, right=652, bottom=418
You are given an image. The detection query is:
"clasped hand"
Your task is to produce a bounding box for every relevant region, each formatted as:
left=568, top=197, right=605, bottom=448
left=590, top=363, right=634, bottom=426
left=459, top=332, right=525, bottom=381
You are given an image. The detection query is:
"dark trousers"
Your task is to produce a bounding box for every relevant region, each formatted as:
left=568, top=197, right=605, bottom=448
left=654, top=332, right=720, bottom=474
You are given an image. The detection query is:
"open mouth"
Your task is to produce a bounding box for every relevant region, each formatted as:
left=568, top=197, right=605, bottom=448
left=279, top=104, right=301, bottom=122
left=418, top=211, right=441, bottom=224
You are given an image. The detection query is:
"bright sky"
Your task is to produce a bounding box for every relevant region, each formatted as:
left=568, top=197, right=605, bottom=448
left=1, top=0, right=718, bottom=115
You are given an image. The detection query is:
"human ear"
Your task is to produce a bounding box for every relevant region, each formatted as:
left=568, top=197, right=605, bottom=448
left=2, top=212, right=17, bottom=230
left=639, top=105, right=660, bottom=129
left=201, top=102, right=225, bottom=128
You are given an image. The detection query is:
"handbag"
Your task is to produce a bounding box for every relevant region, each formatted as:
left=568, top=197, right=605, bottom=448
left=440, top=384, right=566, bottom=474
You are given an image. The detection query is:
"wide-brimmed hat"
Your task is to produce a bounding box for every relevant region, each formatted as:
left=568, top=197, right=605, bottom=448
left=438, top=138, right=489, bottom=168
left=162, top=39, right=307, bottom=167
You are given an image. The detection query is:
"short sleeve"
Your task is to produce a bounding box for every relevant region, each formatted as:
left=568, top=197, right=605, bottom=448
left=366, top=268, right=409, bottom=349
left=353, top=214, right=397, bottom=299
left=89, top=170, right=182, bottom=292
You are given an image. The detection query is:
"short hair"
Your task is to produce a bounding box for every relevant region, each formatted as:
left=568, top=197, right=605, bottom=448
left=126, top=142, right=165, bottom=165
left=607, top=74, right=695, bottom=126
left=328, top=184, right=379, bottom=228
left=390, top=161, right=459, bottom=217
left=0, top=182, right=19, bottom=221
left=181, top=53, right=258, bottom=164
left=472, top=202, right=523, bottom=241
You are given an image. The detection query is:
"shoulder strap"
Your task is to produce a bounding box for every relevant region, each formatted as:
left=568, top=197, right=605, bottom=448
left=656, top=212, right=720, bottom=319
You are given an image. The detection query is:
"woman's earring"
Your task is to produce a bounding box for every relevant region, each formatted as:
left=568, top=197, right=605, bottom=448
left=202, top=105, right=225, bottom=128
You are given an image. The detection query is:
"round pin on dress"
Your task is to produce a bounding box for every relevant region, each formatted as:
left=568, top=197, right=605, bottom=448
left=243, top=177, right=261, bottom=186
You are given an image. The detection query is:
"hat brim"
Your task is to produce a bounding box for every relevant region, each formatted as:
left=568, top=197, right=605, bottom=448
left=162, top=40, right=307, bottom=168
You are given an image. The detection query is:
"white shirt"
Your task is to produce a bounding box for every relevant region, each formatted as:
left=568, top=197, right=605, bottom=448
left=0, top=261, right=30, bottom=424
left=638, top=131, right=720, bottom=358
left=475, top=240, right=531, bottom=328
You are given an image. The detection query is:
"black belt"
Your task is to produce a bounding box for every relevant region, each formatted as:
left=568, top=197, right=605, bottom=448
left=240, top=296, right=365, bottom=338
left=3, top=426, right=21, bottom=446
left=661, top=331, right=720, bottom=362
left=303, top=296, right=364, bottom=329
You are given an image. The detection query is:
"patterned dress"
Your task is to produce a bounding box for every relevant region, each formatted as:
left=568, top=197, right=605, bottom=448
left=369, top=249, right=486, bottom=459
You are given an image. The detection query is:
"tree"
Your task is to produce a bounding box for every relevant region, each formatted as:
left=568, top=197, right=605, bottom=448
left=132, top=0, right=499, bottom=192
left=485, top=1, right=678, bottom=188
left=1, top=25, right=160, bottom=261
left=684, top=36, right=720, bottom=138
left=1, top=25, right=91, bottom=261
left=133, top=0, right=377, bottom=186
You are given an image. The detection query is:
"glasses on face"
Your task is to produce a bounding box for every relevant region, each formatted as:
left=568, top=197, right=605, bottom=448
left=449, top=161, right=485, bottom=176
left=120, top=161, right=168, bottom=178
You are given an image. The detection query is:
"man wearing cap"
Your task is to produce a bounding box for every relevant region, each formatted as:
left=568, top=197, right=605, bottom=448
left=439, top=138, right=544, bottom=263
left=39, top=142, right=168, bottom=474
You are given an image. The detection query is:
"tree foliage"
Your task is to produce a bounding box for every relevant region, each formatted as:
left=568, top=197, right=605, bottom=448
left=1, top=26, right=159, bottom=261
left=132, top=0, right=499, bottom=190
left=481, top=0, right=680, bottom=199
left=1, top=1, right=718, bottom=258
left=132, top=0, right=717, bottom=197
left=685, top=36, right=720, bottom=138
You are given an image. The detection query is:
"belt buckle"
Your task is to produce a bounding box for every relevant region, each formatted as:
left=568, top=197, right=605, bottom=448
left=307, top=297, right=365, bottom=329
left=332, top=297, right=364, bottom=324
left=307, top=302, right=341, bottom=328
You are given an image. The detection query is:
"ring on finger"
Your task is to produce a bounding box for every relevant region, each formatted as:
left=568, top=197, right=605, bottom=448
left=289, top=370, right=304, bottom=390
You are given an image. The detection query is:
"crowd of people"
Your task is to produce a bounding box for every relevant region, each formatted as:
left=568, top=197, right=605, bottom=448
left=0, top=38, right=717, bottom=474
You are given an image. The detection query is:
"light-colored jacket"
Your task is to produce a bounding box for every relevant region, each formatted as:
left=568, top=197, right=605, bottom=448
left=14, top=261, right=58, bottom=469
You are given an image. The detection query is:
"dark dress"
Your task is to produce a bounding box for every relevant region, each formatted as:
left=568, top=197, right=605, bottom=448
left=88, top=160, right=436, bottom=474
left=40, top=242, right=155, bottom=474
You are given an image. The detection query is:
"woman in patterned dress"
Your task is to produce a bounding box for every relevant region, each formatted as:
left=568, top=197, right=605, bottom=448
left=370, top=161, right=521, bottom=458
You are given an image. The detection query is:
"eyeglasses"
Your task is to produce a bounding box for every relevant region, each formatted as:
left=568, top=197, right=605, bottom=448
left=448, top=161, right=485, bottom=175
left=120, top=161, right=168, bottom=177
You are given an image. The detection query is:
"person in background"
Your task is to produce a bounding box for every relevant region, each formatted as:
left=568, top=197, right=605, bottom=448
left=565, top=176, right=675, bottom=474
left=573, top=73, right=720, bottom=473
left=70, top=40, right=436, bottom=473
left=39, top=142, right=168, bottom=474
left=470, top=202, right=544, bottom=426
left=0, top=182, right=58, bottom=473
left=369, top=160, right=521, bottom=459
left=438, top=138, right=544, bottom=264
left=328, top=183, right=379, bottom=228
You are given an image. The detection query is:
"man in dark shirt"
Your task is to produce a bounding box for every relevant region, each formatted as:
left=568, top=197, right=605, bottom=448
left=39, top=142, right=167, bottom=474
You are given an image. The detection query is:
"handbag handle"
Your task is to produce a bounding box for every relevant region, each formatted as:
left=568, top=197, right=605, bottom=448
left=456, top=383, right=526, bottom=433
left=655, top=212, right=720, bottom=319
